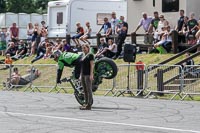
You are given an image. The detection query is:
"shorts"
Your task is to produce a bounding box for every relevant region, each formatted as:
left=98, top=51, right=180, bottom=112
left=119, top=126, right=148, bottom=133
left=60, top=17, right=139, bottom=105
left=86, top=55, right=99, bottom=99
left=72, top=34, right=83, bottom=39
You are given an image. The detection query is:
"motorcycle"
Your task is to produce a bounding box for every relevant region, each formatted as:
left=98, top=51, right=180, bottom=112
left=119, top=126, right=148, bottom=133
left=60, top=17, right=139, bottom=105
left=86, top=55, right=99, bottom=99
left=61, top=57, right=118, bottom=105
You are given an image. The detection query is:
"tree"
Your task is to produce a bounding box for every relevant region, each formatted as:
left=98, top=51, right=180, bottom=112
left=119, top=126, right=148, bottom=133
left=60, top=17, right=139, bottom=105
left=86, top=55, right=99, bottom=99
left=0, top=0, right=6, bottom=13
left=3, top=0, right=56, bottom=14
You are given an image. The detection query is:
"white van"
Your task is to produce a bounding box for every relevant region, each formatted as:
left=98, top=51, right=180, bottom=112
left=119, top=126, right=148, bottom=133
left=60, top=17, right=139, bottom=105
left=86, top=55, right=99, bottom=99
left=47, top=0, right=127, bottom=38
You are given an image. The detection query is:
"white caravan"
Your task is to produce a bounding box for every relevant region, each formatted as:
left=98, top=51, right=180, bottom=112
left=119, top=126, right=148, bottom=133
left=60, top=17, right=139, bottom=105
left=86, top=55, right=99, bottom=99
left=127, top=0, right=200, bottom=34
left=47, top=0, right=127, bottom=38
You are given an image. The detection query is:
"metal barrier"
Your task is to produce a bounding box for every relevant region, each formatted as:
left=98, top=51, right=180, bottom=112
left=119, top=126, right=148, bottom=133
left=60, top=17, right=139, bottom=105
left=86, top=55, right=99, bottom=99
left=113, top=64, right=146, bottom=97
left=181, top=65, right=200, bottom=100
left=29, top=64, right=57, bottom=92
left=1, top=63, right=200, bottom=100
left=145, top=64, right=183, bottom=100
left=0, top=64, right=33, bottom=91
left=0, top=64, right=12, bottom=90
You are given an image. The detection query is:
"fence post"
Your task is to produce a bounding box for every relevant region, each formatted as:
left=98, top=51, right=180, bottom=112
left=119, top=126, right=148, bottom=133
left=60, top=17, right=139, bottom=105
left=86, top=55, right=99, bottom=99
left=172, top=30, right=178, bottom=54
left=137, top=70, right=144, bottom=96
left=157, top=69, right=164, bottom=96
left=131, top=32, right=137, bottom=44
left=96, top=33, right=101, bottom=47
left=66, top=34, right=71, bottom=44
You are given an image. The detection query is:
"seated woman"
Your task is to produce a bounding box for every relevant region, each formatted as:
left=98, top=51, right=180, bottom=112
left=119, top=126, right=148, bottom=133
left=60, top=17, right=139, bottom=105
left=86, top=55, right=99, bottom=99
left=153, top=26, right=172, bottom=54
left=95, top=39, right=117, bottom=58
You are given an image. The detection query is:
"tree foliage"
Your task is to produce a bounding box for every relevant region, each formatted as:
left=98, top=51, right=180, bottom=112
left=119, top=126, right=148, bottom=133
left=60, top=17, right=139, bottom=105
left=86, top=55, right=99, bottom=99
left=0, top=0, right=56, bottom=14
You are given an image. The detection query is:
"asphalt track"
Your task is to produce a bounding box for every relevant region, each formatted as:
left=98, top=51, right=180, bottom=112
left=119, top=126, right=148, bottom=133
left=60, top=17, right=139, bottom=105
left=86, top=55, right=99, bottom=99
left=0, top=91, right=200, bottom=133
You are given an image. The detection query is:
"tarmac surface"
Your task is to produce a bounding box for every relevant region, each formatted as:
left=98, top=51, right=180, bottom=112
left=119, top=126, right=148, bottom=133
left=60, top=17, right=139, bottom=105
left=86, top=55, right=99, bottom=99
left=0, top=91, right=200, bottom=133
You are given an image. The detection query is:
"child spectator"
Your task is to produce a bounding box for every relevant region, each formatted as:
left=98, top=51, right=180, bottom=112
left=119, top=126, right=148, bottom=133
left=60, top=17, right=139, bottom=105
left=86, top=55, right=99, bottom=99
left=80, top=22, right=92, bottom=44
left=4, top=53, right=13, bottom=68
left=61, top=39, right=71, bottom=52
left=72, top=22, right=84, bottom=47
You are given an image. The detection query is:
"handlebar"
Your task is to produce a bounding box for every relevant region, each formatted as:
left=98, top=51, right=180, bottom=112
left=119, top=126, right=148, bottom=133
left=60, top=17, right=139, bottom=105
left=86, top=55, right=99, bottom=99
left=61, top=77, right=71, bottom=83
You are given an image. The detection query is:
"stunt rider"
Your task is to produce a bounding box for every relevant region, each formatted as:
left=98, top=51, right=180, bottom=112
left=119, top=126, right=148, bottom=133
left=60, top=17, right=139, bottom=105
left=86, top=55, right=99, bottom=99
left=52, top=50, right=82, bottom=84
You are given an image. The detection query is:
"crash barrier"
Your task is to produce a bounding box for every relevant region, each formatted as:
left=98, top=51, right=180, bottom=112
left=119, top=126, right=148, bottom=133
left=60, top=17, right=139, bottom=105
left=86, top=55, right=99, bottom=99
left=1, top=64, right=200, bottom=100
left=180, top=65, right=200, bottom=100
left=109, top=64, right=146, bottom=97
left=145, top=65, right=184, bottom=100
left=0, top=64, right=58, bottom=92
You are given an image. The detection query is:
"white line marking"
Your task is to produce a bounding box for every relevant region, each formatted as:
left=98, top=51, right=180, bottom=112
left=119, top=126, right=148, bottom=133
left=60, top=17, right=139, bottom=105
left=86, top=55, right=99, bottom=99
left=0, top=111, right=199, bottom=133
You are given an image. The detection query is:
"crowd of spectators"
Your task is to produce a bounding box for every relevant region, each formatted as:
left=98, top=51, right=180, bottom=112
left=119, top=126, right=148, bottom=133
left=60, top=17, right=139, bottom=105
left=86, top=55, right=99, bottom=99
left=1, top=9, right=200, bottom=65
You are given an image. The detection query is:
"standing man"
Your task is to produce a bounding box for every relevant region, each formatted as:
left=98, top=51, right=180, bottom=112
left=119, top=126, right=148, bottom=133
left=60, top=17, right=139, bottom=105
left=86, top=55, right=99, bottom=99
left=133, top=12, right=152, bottom=44
left=113, top=16, right=128, bottom=59
left=110, top=12, right=119, bottom=35
left=147, top=11, right=160, bottom=33
left=176, top=10, right=186, bottom=43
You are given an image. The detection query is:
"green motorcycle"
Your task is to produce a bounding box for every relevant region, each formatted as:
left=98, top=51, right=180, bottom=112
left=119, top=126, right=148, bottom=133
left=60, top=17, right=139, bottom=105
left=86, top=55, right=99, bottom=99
left=61, top=57, right=118, bottom=105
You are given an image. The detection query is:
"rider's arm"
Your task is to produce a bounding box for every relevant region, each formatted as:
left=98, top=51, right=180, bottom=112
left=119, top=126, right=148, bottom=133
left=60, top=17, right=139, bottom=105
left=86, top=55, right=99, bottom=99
left=57, top=60, right=64, bottom=83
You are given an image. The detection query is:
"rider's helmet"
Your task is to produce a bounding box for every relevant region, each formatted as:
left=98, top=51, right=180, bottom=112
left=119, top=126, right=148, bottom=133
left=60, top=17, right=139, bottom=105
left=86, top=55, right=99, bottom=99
left=52, top=50, right=62, bottom=62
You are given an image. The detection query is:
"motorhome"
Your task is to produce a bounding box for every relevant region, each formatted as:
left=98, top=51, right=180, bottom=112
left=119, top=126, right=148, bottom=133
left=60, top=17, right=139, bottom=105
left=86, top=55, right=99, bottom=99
left=47, top=0, right=127, bottom=38
left=127, top=0, right=200, bottom=34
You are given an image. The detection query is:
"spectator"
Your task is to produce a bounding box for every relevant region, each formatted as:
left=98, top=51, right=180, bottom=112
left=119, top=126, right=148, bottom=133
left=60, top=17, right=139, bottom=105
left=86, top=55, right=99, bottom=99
left=195, top=20, right=200, bottom=50
left=153, top=14, right=169, bottom=42
left=40, top=26, right=48, bottom=43
left=72, top=22, right=84, bottom=47
left=27, top=23, right=34, bottom=41
left=5, top=42, right=18, bottom=56
left=52, top=39, right=62, bottom=51
left=176, top=10, right=186, bottom=43
left=4, top=53, right=13, bottom=68
left=10, top=23, right=19, bottom=42
left=31, top=23, right=41, bottom=55
left=41, top=21, right=48, bottom=29
left=96, top=39, right=117, bottom=58
left=0, top=27, right=7, bottom=55
left=44, top=41, right=54, bottom=59
left=61, top=39, right=71, bottom=52
left=80, top=21, right=92, bottom=44
left=133, top=12, right=153, bottom=44
left=95, top=38, right=108, bottom=58
left=113, top=16, right=128, bottom=59
left=147, top=11, right=160, bottom=34
left=97, top=17, right=112, bottom=42
left=31, top=39, right=47, bottom=63
left=110, top=11, right=119, bottom=34
left=154, top=25, right=173, bottom=54
left=186, top=12, right=198, bottom=44
left=10, top=67, right=21, bottom=85
left=79, top=44, right=94, bottom=110
left=13, top=40, right=27, bottom=59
